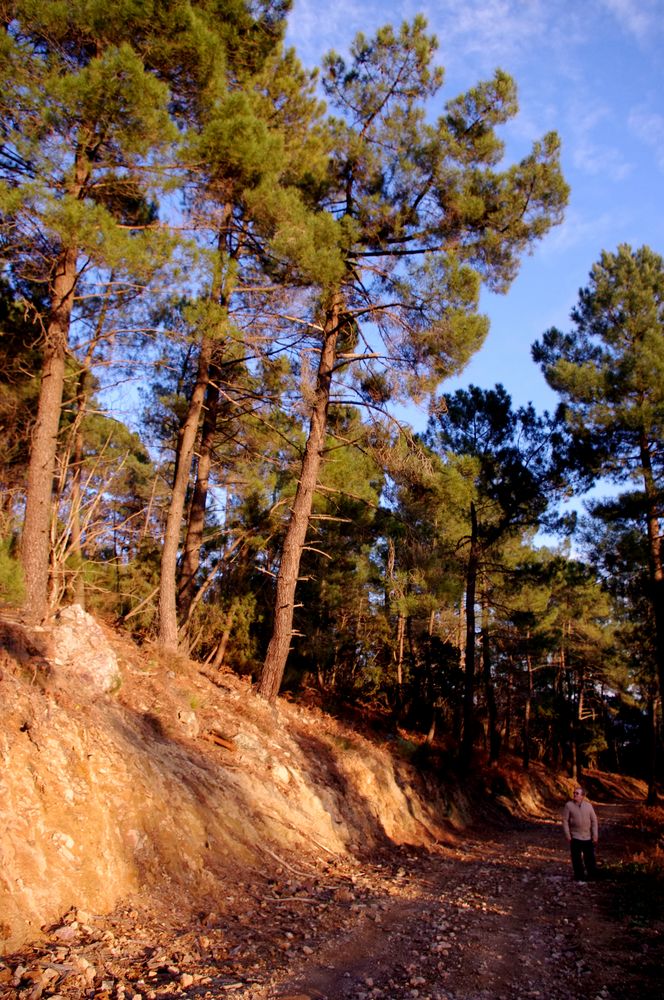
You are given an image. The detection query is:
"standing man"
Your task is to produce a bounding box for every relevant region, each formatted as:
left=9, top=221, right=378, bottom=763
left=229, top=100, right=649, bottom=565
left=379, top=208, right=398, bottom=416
left=562, top=786, right=599, bottom=882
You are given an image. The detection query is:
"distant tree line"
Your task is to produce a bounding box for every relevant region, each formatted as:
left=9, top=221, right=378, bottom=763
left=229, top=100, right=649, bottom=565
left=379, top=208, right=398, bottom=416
left=0, top=3, right=661, bottom=795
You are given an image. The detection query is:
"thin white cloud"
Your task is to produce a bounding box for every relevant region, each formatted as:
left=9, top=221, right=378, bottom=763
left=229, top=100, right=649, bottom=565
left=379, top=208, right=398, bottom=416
left=572, top=139, right=633, bottom=181
left=288, top=1, right=570, bottom=74
left=542, top=207, right=624, bottom=254
left=425, top=0, right=598, bottom=82
left=564, top=99, right=633, bottom=181
left=629, top=107, right=664, bottom=171
left=432, top=0, right=549, bottom=59
left=286, top=0, right=388, bottom=66
left=600, top=0, right=662, bottom=42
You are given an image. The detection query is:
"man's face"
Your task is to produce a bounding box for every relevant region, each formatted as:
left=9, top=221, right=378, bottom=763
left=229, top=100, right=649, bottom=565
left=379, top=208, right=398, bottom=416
left=573, top=788, right=584, bottom=800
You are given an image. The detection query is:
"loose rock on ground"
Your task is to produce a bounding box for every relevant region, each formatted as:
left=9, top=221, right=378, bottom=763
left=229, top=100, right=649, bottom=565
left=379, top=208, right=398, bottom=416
left=3, top=800, right=661, bottom=1000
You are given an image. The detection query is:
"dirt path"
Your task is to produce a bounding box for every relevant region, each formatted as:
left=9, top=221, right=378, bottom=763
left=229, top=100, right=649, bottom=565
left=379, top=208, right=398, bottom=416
left=3, top=801, right=662, bottom=1000
left=255, top=801, right=662, bottom=1000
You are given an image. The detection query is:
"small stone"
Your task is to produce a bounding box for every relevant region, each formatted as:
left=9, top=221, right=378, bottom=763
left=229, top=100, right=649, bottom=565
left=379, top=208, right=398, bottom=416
left=177, top=709, right=199, bottom=738
left=53, top=924, right=78, bottom=942
left=180, top=973, right=194, bottom=988
left=336, top=888, right=355, bottom=903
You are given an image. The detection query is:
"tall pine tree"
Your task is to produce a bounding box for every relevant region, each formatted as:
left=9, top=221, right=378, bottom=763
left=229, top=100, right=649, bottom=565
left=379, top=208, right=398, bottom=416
left=258, top=18, right=569, bottom=701
left=533, top=244, right=664, bottom=723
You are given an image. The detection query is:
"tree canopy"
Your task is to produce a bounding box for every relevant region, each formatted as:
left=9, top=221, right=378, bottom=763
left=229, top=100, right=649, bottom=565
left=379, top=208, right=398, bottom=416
left=533, top=244, right=664, bottom=723
left=0, top=6, right=660, bottom=791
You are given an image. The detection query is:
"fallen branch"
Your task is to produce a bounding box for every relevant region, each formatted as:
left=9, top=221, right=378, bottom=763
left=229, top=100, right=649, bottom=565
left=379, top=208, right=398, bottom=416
left=202, top=730, right=236, bottom=752
left=265, top=895, right=320, bottom=903
left=306, top=834, right=338, bottom=857
left=258, top=844, right=313, bottom=879
left=258, top=809, right=338, bottom=859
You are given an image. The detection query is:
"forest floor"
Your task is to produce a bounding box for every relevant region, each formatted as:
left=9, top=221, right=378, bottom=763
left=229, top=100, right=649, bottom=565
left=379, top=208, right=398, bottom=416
left=3, top=795, right=662, bottom=1000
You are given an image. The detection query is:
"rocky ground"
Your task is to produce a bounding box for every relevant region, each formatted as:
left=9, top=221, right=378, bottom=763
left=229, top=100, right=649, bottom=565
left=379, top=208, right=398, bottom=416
left=2, top=609, right=662, bottom=1000
left=3, top=798, right=662, bottom=1000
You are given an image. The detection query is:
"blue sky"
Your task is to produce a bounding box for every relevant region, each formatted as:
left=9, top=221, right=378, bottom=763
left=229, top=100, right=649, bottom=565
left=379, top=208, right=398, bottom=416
left=285, top=0, right=664, bottom=427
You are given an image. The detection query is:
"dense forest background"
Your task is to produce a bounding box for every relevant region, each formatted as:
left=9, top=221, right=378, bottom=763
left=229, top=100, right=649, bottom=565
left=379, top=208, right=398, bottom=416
left=1, top=2, right=662, bottom=797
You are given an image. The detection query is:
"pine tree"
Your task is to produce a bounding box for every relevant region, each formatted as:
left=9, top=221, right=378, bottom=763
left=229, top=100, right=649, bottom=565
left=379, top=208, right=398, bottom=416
left=424, top=385, right=563, bottom=767
left=0, top=1, right=187, bottom=619
left=0, top=277, right=41, bottom=513
left=533, top=244, right=664, bottom=719
left=581, top=507, right=660, bottom=800
left=157, top=36, right=328, bottom=652
left=258, top=17, right=569, bottom=701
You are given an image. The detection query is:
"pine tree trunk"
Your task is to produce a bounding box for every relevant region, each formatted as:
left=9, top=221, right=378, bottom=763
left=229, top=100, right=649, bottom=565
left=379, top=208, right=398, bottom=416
left=69, top=367, right=92, bottom=609
left=572, top=660, right=585, bottom=782
left=69, top=420, right=86, bottom=608
left=522, top=643, right=534, bottom=770
left=178, top=372, right=220, bottom=620
left=21, top=245, right=78, bottom=621
left=504, top=660, right=513, bottom=749
left=259, top=294, right=341, bottom=702
left=550, top=649, right=565, bottom=769
left=210, top=600, right=237, bottom=670
left=482, top=597, right=501, bottom=763
left=160, top=210, right=233, bottom=653
left=158, top=335, right=212, bottom=652
left=425, top=609, right=437, bottom=744
left=396, top=613, right=405, bottom=692
left=640, top=431, right=664, bottom=715
left=460, top=501, right=479, bottom=769
left=645, top=686, right=658, bottom=805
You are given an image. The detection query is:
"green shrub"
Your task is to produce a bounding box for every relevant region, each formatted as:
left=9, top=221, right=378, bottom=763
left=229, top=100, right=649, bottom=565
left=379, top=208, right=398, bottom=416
left=0, top=538, right=25, bottom=604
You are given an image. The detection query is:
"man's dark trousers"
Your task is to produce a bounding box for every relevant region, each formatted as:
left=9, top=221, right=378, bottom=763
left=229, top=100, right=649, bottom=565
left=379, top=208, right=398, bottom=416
left=571, top=838, right=596, bottom=880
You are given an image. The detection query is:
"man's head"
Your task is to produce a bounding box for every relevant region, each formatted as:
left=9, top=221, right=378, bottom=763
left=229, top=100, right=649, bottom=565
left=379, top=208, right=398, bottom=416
left=573, top=787, right=585, bottom=800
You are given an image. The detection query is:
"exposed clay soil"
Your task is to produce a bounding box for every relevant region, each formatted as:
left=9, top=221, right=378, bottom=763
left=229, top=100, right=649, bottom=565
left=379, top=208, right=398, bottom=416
left=3, top=798, right=662, bottom=1000
left=1, top=609, right=662, bottom=1000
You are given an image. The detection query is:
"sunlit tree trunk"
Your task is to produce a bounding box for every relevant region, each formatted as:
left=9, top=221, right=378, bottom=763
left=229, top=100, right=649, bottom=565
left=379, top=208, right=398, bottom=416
left=178, top=371, right=220, bottom=621
left=21, top=243, right=79, bottom=621
left=158, top=335, right=212, bottom=652
left=68, top=368, right=92, bottom=608
left=160, top=210, right=233, bottom=653
left=259, top=294, right=341, bottom=702
left=210, top=599, right=237, bottom=670
left=396, top=613, right=406, bottom=693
